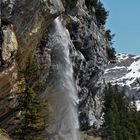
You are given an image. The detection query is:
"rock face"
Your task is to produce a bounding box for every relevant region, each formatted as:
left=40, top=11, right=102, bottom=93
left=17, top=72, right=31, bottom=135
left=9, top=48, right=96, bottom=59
left=69, top=4, right=108, bottom=129
left=1, top=0, right=64, bottom=133
left=104, top=53, right=140, bottom=100
left=0, top=0, right=109, bottom=136
left=1, top=0, right=64, bottom=67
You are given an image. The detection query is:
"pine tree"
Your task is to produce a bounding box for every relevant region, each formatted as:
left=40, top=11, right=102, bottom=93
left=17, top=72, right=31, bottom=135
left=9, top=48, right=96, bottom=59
left=102, top=84, right=140, bottom=140
left=14, top=60, right=48, bottom=140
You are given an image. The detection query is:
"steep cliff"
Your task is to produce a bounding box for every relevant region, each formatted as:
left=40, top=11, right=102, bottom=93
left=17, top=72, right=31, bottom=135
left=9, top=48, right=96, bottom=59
left=69, top=3, right=108, bottom=130
left=0, top=0, right=110, bottom=138
left=1, top=0, right=64, bottom=134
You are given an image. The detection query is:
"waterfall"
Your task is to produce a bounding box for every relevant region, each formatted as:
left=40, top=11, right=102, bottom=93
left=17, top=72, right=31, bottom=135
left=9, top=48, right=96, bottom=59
left=45, top=16, right=80, bottom=140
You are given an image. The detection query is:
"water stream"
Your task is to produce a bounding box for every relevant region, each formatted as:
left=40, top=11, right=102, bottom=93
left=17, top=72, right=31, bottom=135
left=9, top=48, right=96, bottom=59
left=46, top=16, right=80, bottom=140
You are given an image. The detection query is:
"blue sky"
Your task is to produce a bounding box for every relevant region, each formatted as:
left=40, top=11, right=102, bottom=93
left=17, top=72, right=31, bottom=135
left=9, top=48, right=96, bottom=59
left=101, top=0, right=140, bottom=55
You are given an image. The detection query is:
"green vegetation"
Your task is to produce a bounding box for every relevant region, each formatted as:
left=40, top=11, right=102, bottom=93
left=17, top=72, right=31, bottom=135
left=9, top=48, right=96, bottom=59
left=106, top=46, right=116, bottom=63
left=105, top=30, right=116, bottom=62
left=85, top=0, right=98, bottom=9
left=102, top=84, right=140, bottom=140
left=85, top=1, right=116, bottom=62
left=95, top=1, right=108, bottom=26
left=105, top=29, right=115, bottom=43
left=65, top=0, right=78, bottom=12
left=69, top=0, right=78, bottom=9
left=85, top=0, right=108, bottom=26
left=14, top=59, right=48, bottom=140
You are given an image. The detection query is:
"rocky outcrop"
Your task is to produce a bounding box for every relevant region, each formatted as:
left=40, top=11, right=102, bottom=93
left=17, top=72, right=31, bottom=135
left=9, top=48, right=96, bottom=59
left=0, top=0, right=110, bottom=136
left=1, top=26, right=18, bottom=62
left=1, top=0, right=64, bottom=67
left=69, top=3, right=108, bottom=129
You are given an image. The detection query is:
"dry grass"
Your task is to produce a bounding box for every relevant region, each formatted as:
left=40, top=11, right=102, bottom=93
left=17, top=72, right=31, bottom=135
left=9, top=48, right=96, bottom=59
left=0, top=129, right=10, bottom=140
left=80, top=131, right=102, bottom=140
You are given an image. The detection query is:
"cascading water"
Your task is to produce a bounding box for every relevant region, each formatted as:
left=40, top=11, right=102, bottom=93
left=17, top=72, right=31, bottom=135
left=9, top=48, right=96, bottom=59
left=45, top=16, right=80, bottom=140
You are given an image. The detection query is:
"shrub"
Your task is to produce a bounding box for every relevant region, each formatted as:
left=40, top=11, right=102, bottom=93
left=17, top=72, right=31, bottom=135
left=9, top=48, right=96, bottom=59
left=85, top=0, right=98, bottom=9
left=95, top=1, right=108, bottom=26
left=14, top=60, right=48, bottom=140
left=85, top=0, right=108, bottom=26
left=69, top=0, right=78, bottom=8
left=106, top=46, right=116, bottom=62
left=105, top=29, right=115, bottom=43
left=65, top=0, right=78, bottom=12
left=105, top=29, right=116, bottom=62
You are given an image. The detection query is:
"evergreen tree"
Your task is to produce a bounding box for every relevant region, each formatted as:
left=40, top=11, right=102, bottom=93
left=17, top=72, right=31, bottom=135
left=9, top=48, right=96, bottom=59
left=14, top=60, right=48, bottom=140
left=102, top=84, right=140, bottom=140
left=95, top=1, right=108, bottom=26
left=85, top=0, right=108, bottom=26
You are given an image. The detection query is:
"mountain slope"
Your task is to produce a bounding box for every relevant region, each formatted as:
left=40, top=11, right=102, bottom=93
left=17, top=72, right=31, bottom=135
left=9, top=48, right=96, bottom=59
left=104, top=53, right=140, bottom=110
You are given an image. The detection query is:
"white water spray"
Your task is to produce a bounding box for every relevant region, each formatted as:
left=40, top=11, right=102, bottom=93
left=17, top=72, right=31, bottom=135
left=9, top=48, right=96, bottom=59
left=46, top=16, right=80, bottom=140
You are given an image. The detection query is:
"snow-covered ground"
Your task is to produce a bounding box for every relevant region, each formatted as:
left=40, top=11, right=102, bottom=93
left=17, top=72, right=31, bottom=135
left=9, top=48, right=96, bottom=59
left=104, top=53, right=140, bottom=87
left=104, top=53, right=140, bottom=100
left=120, top=59, right=140, bottom=86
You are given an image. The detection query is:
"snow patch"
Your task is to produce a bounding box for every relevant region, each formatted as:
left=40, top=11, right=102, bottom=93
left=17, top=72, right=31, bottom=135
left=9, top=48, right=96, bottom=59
left=133, top=55, right=140, bottom=59
left=70, top=16, right=79, bottom=22
left=104, top=66, right=126, bottom=74
left=135, top=100, right=140, bottom=111
left=117, top=53, right=129, bottom=62
left=120, top=59, right=140, bottom=86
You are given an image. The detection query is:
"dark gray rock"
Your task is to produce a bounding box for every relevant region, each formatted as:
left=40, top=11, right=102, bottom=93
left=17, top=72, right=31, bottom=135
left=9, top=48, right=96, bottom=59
left=68, top=4, right=108, bottom=130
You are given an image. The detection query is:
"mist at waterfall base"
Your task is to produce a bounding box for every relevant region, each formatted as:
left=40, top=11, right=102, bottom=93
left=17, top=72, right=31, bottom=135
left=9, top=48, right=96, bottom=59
left=44, top=17, right=80, bottom=140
